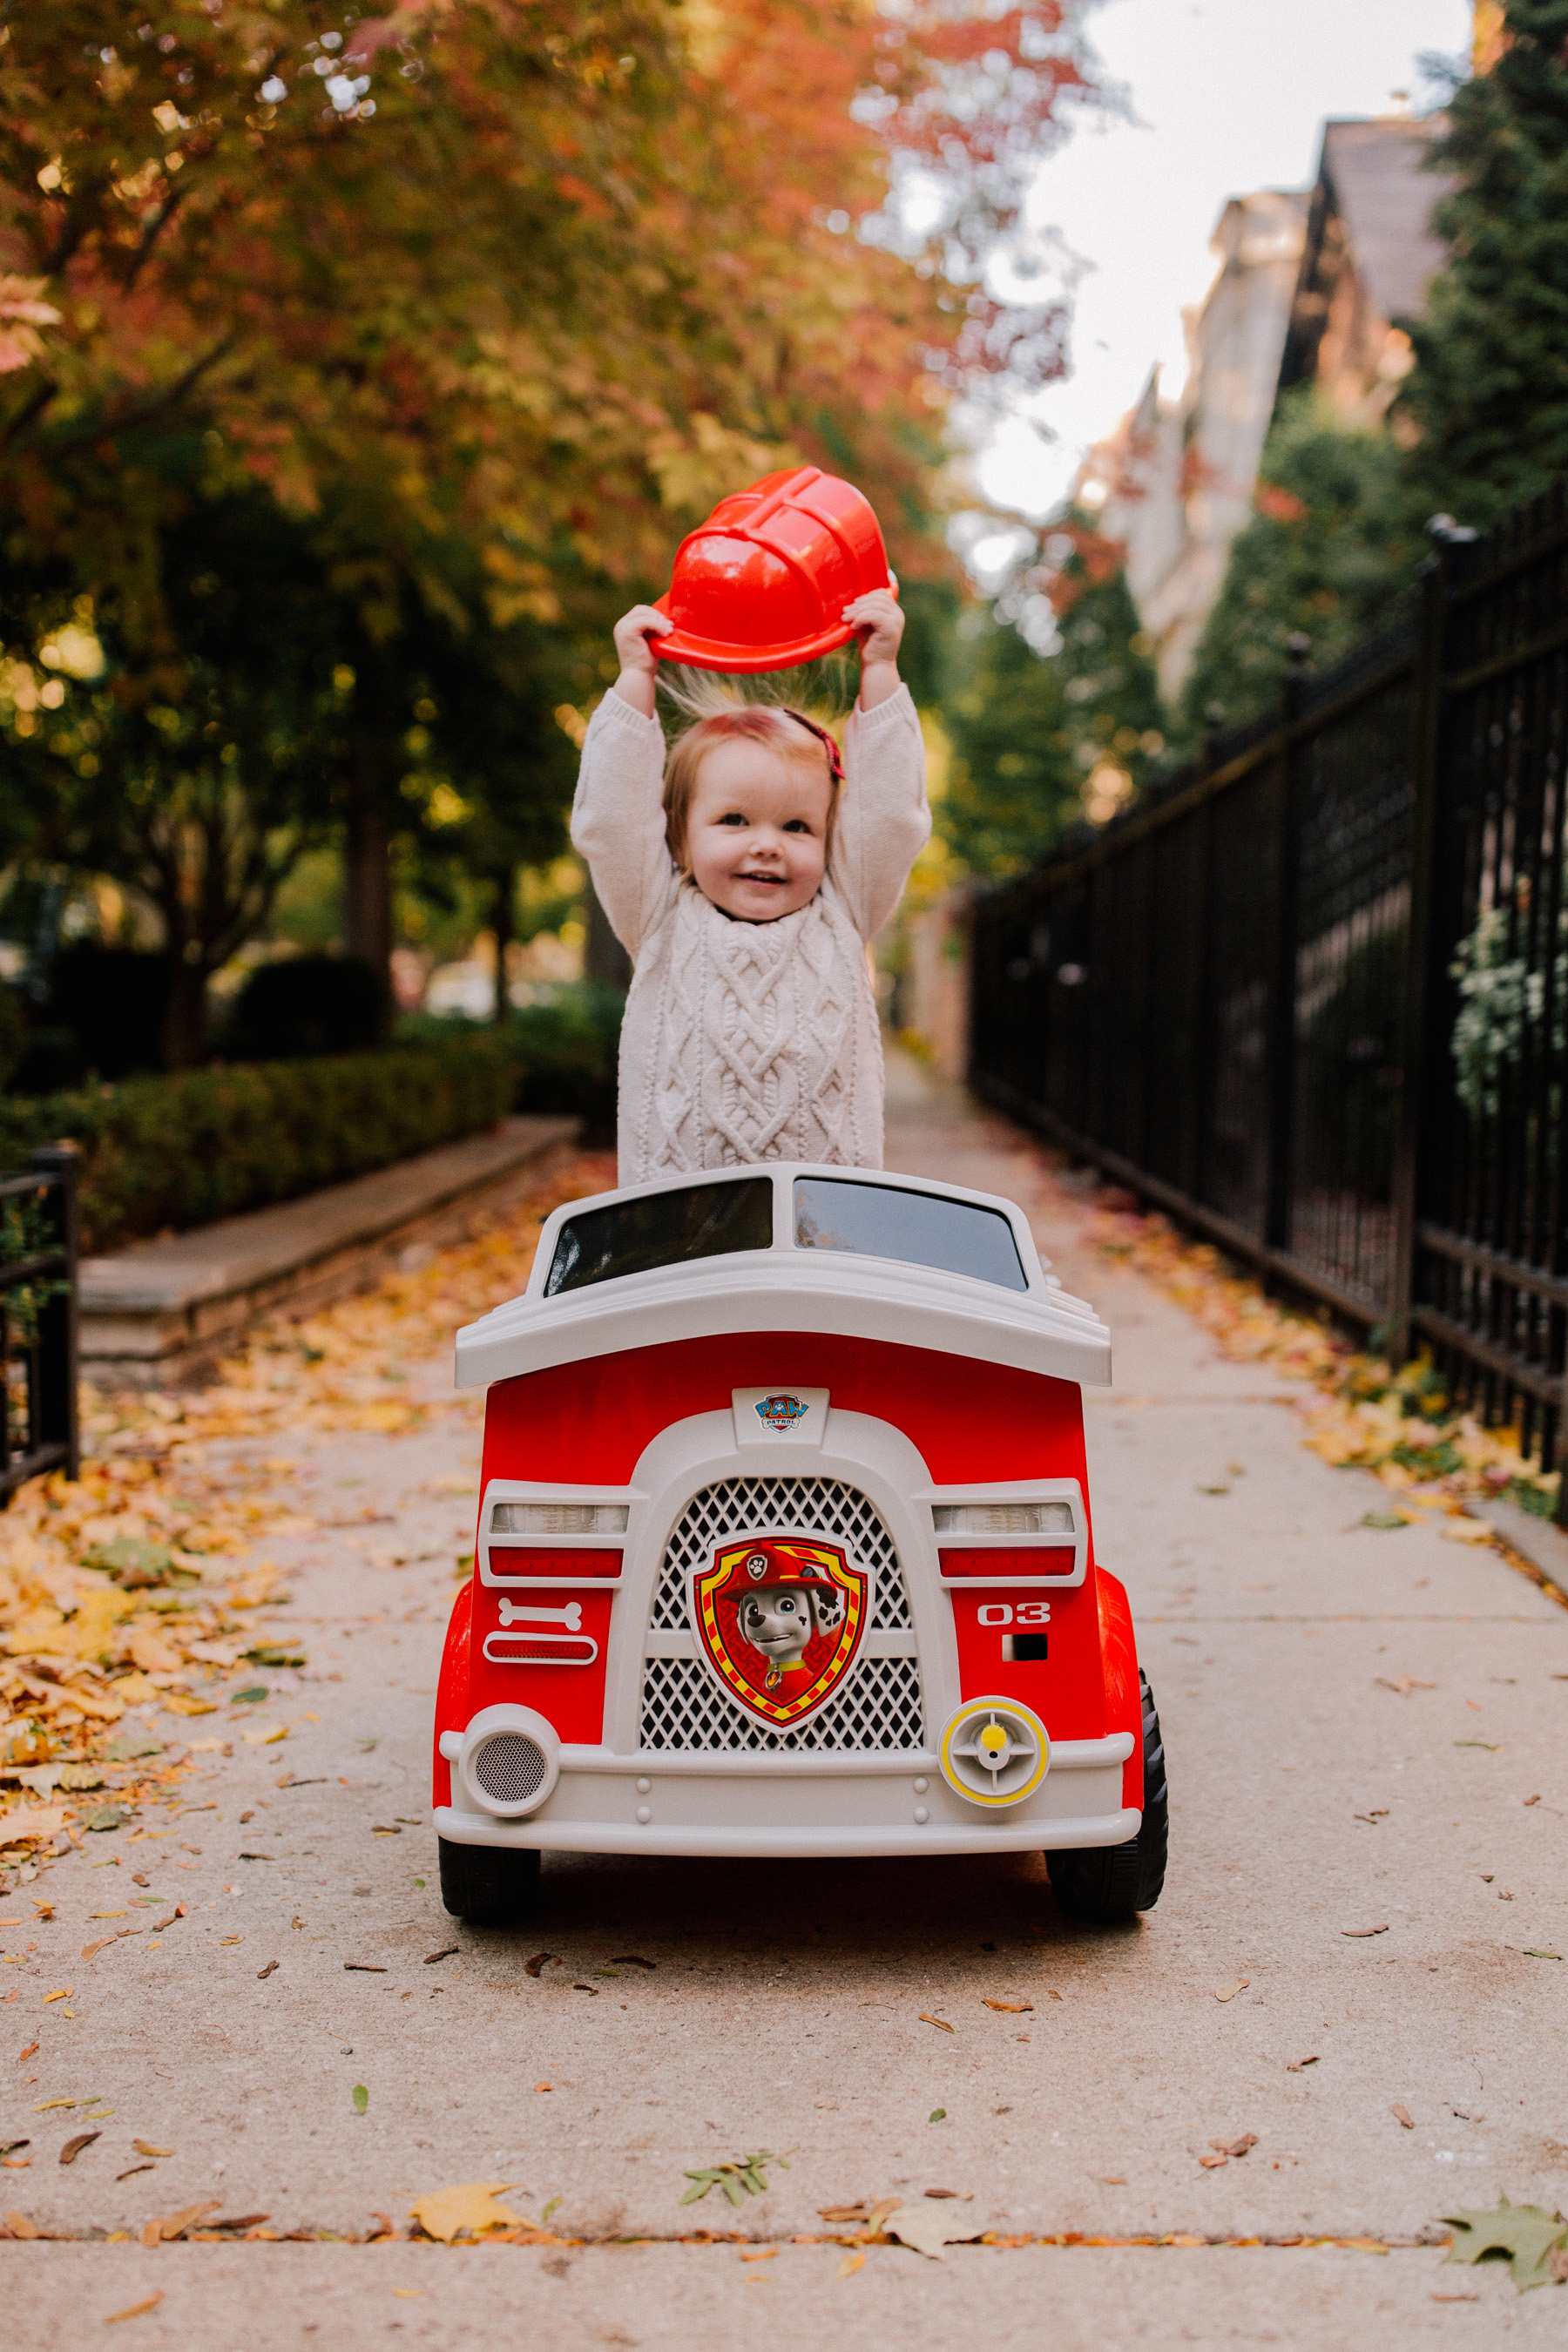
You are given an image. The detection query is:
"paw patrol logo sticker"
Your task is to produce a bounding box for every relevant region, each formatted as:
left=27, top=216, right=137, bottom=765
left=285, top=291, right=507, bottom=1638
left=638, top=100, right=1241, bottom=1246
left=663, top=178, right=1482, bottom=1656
left=693, top=1535, right=868, bottom=1727
left=755, top=1393, right=808, bottom=1434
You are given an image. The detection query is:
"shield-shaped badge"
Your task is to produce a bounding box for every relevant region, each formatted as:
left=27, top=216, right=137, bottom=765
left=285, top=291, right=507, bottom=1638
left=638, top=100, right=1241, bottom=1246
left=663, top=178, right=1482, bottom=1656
left=693, top=1535, right=869, bottom=1728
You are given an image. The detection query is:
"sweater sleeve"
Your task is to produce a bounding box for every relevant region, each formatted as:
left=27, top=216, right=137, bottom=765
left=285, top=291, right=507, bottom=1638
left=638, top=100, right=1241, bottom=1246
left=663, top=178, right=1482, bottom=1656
left=828, top=682, right=932, bottom=940
left=568, top=687, right=679, bottom=958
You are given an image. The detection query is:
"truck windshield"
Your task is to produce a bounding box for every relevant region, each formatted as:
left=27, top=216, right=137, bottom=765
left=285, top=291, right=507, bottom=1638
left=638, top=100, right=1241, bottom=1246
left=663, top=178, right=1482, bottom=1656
left=544, top=1178, right=774, bottom=1295
left=794, top=1177, right=1028, bottom=1292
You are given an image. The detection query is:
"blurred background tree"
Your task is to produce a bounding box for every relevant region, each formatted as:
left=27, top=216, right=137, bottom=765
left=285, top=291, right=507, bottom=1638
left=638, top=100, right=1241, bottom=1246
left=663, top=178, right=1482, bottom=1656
left=0, top=0, right=1103, bottom=1068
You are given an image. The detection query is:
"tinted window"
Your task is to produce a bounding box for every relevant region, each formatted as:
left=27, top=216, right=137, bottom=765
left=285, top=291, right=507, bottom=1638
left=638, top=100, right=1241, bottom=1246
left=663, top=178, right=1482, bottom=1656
left=794, top=1178, right=1028, bottom=1292
left=545, top=1179, right=774, bottom=1295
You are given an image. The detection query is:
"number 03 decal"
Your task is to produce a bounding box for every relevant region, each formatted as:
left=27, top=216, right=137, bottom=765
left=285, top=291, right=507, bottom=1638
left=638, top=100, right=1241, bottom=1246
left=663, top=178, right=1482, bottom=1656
left=976, top=1600, right=1051, bottom=1628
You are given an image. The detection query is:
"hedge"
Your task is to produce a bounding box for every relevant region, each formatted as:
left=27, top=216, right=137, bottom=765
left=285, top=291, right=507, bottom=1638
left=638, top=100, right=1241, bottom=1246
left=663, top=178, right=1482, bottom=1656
left=0, top=1031, right=517, bottom=1254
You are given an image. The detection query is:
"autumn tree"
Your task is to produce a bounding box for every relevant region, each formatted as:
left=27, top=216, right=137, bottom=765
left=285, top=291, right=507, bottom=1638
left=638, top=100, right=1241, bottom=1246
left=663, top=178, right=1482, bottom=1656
left=1400, top=0, right=1568, bottom=520
left=0, top=3, right=1101, bottom=1015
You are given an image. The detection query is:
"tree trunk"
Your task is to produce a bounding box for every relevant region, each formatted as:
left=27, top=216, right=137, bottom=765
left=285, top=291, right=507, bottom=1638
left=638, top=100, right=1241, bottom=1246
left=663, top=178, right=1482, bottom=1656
left=492, top=866, right=515, bottom=1027
left=583, top=879, right=631, bottom=990
left=343, top=774, right=394, bottom=1033
left=159, top=952, right=207, bottom=1071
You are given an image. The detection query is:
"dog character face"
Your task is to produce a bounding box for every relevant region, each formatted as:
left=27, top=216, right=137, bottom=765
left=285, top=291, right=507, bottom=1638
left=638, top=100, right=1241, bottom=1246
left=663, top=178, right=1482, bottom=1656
left=737, top=1580, right=844, bottom=1668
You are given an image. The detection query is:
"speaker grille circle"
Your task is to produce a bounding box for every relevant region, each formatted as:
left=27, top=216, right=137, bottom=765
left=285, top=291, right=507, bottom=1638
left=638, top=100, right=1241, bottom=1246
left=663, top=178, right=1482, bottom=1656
left=472, top=1733, right=547, bottom=1806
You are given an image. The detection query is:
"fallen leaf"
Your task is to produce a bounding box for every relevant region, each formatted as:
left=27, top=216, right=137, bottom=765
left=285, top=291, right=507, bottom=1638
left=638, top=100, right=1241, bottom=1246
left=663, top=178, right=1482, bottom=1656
left=1524, top=1794, right=1542, bottom=1807
left=918, top=2013, right=955, bottom=2032
left=928, top=2108, right=946, bottom=2123
left=1100, top=2176, right=1128, bottom=2185
left=353, top=2085, right=368, bottom=2114
left=740, top=2247, right=779, bottom=2261
left=981, top=1999, right=1033, bottom=2013
left=1361, top=1511, right=1410, bottom=1530
left=424, top=1948, right=459, bottom=1966
left=1376, top=1677, right=1436, bottom=1695
left=133, top=2141, right=172, bottom=2159
left=533, top=2083, right=552, bottom=2093
left=883, top=2204, right=985, bottom=2260
left=1455, top=1741, right=1500, bottom=1751
left=524, top=1953, right=558, bottom=1979
left=257, top=1960, right=280, bottom=1981
left=1214, top=2133, right=1257, bottom=2159
left=836, top=2251, right=865, bottom=2278
left=1213, top=1979, right=1250, bottom=2002
left=572, top=1983, right=598, bottom=1996
left=1341, top=1925, right=1389, bottom=1937
left=1392, top=2105, right=1414, bottom=2130
left=152, top=2200, right=221, bottom=2242
left=150, top=1909, right=186, bottom=1932
left=612, top=1955, right=657, bottom=1969
left=17, top=2044, right=38, bottom=2063
left=58, top=2131, right=100, bottom=2165
left=344, top=1963, right=387, bottom=1974
left=5, top=2207, right=41, bottom=2237
left=105, top=2293, right=164, bottom=2323
left=1523, top=1949, right=1564, bottom=1961
left=42, top=1989, right=72, bottom=2004
left=1198, top=2153, right=1227, bottom=2169
left=1287, top=2056, right=1320, bottom=2072
left=1443, top=2194, right=1568, bottom=2293
left=116, top=2165, right=155, bottom=2183
left=681, top=2151, right=792, bottom=2207
left=408, top=2182, right=525, bottom=2243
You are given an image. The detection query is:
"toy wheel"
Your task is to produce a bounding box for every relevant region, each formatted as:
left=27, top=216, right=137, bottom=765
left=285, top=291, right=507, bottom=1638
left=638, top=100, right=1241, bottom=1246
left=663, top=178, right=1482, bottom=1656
left=437, top=1837, right=542, bottom=1928
left=1049, top=1671, right=1167, bottom=1926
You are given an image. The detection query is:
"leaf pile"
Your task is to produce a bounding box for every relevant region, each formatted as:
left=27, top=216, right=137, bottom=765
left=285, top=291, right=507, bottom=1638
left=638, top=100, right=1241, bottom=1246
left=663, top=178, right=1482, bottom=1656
left=1085, top=1197, right=1559, bottom=1521
left=3, top=1152, right=611, bottom=1860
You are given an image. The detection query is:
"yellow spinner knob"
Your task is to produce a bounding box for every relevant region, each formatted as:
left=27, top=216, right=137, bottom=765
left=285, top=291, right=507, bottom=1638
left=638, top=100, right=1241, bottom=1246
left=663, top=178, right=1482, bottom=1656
left=980, top=1723, right=1008, bottom=1754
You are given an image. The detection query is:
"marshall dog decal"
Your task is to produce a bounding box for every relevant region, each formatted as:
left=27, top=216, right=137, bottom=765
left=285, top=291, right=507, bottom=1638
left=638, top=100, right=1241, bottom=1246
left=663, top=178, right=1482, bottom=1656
left=693, top=1536, right=868, bottom=1727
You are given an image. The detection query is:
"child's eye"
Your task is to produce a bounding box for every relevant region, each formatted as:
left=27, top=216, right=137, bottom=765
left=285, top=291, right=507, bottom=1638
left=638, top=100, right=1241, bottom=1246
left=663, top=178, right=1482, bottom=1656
left=716, top=811, right=747, bottom=827
left=782, top=819, right=814, bottom=835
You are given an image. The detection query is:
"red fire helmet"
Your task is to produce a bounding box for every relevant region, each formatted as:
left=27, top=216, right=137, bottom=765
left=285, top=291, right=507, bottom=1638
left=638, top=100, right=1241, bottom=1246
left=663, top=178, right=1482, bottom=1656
left=653, top=467, right=896, bottom=673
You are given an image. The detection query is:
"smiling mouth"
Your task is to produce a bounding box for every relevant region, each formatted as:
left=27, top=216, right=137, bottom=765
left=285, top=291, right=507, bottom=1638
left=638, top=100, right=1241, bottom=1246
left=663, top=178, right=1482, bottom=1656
left=736, top=870, right=787, bottom=885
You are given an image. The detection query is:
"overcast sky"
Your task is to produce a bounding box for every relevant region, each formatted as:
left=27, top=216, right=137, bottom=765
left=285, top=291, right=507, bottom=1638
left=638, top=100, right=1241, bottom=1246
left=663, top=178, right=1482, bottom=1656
left=964, top=0, right=1474, bottom=538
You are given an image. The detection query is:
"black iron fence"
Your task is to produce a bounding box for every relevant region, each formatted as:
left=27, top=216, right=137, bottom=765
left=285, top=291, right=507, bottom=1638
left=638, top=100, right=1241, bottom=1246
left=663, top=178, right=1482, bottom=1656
left=0, top=1146, right=79, bottom=1503
left=970, top=481, right=1568, bottom=1488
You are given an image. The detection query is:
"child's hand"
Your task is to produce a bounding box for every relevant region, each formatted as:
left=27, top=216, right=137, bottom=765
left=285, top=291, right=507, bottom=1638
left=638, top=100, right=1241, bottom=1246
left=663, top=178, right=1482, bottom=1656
left=845, top=587, right=903, bottom=710
left=612, top=604, right=672, bottom=716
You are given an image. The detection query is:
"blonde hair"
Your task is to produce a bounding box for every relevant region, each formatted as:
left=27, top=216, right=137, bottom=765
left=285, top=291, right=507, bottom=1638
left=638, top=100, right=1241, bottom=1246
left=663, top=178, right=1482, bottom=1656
left=659, top=667, right=845, bottom=870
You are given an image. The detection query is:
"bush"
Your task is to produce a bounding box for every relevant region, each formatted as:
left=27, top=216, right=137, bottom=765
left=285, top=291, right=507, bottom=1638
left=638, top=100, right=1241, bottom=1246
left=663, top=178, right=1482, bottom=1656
left=225, top=953, right=389, bottom=1060
left=399, top=981, right=624, bottom=1144
left=0, top=1031, right=515, bottom=1253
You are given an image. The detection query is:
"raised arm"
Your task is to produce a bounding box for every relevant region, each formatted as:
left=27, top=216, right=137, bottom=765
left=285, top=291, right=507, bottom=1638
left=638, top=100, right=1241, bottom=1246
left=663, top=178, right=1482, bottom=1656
left=829, top=681, right=932, bottom=940
left=569, top=611, right=679, bottom=956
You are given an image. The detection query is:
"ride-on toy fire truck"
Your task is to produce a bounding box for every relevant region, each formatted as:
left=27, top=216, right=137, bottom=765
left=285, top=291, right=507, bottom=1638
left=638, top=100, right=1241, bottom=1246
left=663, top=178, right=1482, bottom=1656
left=432, top=1164, right=1167, bottom=1929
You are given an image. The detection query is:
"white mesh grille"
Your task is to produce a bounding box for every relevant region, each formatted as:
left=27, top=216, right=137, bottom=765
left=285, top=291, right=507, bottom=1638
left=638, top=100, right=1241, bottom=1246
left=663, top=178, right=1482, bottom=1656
left=640, top=1477, right=923, bottom=1752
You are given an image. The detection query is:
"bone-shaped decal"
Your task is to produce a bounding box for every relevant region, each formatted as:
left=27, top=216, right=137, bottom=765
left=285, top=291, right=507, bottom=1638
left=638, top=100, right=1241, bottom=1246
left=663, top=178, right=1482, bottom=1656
left=497, top=1598, right=582, bottom=1631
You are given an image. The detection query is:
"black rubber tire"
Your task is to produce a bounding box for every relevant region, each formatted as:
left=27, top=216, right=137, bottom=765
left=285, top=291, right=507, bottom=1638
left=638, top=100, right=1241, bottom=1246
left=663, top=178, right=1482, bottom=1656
left=437, top=1837, right=542, bottom=1928
left=1049, top=1671, right=1168, bottom=1926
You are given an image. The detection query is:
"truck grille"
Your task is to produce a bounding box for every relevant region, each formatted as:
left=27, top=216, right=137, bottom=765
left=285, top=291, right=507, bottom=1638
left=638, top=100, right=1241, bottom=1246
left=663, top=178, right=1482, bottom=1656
left=639, top=1476, right=923, bottom=1753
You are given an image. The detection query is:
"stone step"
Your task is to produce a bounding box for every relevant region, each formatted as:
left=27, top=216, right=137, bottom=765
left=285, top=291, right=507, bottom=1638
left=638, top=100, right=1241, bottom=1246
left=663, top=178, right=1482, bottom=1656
left=79, top=1113, right=579, bottom=1385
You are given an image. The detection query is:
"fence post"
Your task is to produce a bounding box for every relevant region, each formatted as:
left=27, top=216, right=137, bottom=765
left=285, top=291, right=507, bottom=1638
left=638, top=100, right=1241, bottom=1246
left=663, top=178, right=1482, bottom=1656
left=1387, top=549, right=1450, bottom=1368
left=28, top=1145, right=79, bottom=1484
left=1265, top=636, right=1311, bottom=1257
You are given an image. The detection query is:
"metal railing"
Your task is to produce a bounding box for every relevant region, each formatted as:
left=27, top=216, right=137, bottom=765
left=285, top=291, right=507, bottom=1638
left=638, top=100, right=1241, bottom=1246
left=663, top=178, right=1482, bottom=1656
left=0, top=1146, right=80, bottom=1503
left=970, top=479, right=1568, bottom=1499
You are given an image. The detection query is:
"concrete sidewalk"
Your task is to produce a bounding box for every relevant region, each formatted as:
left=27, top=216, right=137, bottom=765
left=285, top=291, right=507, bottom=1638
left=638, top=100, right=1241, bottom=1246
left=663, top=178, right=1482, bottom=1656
left=5, top=1058, right=1566, bottom=2347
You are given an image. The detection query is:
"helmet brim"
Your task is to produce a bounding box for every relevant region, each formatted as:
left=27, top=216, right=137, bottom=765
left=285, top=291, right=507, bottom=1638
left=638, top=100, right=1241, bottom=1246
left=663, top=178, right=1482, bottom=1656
left=650, top=606, right=858, bottom=674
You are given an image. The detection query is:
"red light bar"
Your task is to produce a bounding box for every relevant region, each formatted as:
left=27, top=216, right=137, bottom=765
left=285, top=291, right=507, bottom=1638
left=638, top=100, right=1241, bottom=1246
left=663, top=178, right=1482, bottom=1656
left=486, top=1547, right=621, bottom=1578
left=938, top=1546, right=1076, bottom=1579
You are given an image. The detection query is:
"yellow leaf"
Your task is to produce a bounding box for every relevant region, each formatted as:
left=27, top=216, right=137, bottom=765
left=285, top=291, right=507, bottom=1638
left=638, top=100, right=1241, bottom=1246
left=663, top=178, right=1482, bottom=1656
left=408, top=2182, right=525, bottom=2242
left=836, top=2251, right=866, bottom=2278
left=162, top=1695, right=218, bottom=1716
left=241, top=1724, right=287, bottom=1746
left=44, top=1987, right=73, bottom=2002
left=1213, top=1979, right=1250, bottom=2002
left=981, top=1999, right=1033, bottom=2013
left=105, top=2294, right=164, bottom=2324
left=917, top=2012, right=955, bottom=2031
left=61, top=1589, right=132, bottom=1659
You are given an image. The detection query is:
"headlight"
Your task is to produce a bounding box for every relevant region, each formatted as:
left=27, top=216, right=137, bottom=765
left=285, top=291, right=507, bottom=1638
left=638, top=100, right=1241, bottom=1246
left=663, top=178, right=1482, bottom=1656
left=932, top=1502, right=1072, bottom=1536
left=490, top=1502, right=629, bottom=1535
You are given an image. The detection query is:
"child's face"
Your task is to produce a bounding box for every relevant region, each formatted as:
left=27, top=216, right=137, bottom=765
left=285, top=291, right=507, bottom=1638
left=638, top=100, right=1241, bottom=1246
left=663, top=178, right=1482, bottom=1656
left=685, top=738, right=830, bottom=923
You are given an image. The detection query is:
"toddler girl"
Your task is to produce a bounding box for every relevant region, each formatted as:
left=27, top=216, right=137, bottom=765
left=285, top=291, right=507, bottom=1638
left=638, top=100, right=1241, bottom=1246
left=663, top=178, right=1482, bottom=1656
left=571, top=590, right=929, bottom=1186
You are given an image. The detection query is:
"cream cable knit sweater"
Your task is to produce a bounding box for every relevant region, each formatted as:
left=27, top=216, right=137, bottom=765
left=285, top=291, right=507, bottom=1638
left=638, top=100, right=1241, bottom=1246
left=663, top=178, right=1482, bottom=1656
left=571, top=683, right=930, bottom=1186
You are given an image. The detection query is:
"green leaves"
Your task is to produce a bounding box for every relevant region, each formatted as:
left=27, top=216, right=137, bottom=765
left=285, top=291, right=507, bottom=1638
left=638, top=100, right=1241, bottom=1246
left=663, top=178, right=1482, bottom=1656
left=352, top=2085, right=368, bottom=2117
left=679, top=2150, right=791, bottom=2207
left=1444, top=2194, right=1568, bottom=2292
left=928, top=2108, right=947, bottom=2124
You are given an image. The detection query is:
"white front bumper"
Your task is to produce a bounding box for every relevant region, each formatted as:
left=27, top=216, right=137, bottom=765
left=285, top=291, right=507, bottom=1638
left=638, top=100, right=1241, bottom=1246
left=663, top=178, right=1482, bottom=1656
left=436, top=1732, right=1136, bottom=1860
